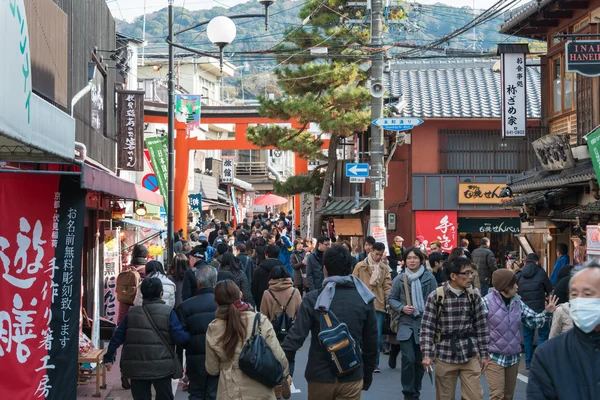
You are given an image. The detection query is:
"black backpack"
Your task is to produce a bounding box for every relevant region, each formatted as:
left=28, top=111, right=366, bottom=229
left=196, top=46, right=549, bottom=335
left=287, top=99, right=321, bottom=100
left=267, top=288, right=296, bottom=341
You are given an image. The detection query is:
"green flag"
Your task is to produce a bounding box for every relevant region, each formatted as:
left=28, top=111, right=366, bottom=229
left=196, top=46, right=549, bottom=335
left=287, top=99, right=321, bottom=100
left=145, top=136, right=168, bottom=211
left=587, top=127, right=600, bottom=185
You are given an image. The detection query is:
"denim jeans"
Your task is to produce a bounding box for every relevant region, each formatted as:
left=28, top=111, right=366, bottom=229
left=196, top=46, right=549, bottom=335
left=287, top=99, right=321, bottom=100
left=376, top=311, right=385, bottom=366
left=480, top=284, right=490, bottom=297
left=522, top=319, right=550, bottom=366
left=399, top=334, right=425, bottom=396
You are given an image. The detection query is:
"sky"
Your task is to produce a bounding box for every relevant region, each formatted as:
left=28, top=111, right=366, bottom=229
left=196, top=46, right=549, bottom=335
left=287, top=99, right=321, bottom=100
left=107, top=0, right=506, bottom=23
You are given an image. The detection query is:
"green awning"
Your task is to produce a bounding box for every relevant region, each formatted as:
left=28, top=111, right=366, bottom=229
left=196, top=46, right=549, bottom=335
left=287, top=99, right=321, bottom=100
left=317, top=199, right=370, bottom=216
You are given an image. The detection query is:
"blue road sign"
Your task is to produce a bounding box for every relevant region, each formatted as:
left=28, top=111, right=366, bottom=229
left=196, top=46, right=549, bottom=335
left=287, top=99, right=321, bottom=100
left=345, top=163, right=370, bottom=177
left=373, top=118, right=423, bottom=131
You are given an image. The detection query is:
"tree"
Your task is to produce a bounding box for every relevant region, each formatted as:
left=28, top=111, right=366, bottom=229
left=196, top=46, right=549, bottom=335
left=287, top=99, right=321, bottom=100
left=246, top=0, right=372, bottom=237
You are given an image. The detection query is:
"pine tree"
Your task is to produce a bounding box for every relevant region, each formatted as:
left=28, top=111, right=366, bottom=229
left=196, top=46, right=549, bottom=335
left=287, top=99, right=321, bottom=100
left=246, top=0, right=373, bottom=237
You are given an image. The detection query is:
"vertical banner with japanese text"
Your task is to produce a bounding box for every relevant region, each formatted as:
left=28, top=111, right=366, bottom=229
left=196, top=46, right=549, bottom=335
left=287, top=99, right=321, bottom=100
left=103, top=231, right=120, bottom=324
left=0, top=173, right=85, bottom=399
left=300, top=193, right=315, bottom=239
left=222, top=156, right=234, bottom=184
left=117, top=90, right=145, bottom=171
left=501, top=52, right=527, bottom=138
left=415, top=211, right=458, bottom=253
left=145, top=136, right=169, bottom=210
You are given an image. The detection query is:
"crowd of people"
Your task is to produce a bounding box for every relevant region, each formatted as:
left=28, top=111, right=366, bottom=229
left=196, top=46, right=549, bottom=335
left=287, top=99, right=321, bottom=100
left=104, top=222, right=599, bottom=400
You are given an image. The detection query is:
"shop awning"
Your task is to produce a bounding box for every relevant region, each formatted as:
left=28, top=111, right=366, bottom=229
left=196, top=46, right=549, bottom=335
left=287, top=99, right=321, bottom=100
left=232, top=177, right=254, bottom=192
left=317, top=198, right=370, bottom=216
left=507, top=159, right=595, bottom=194
left=498, top=188, right=571, bottom=209
left=81, top=164, right=163, bottom=206
left=122, top=218, right=165, bottom=232
left=202, top=199, right=231, bottom=211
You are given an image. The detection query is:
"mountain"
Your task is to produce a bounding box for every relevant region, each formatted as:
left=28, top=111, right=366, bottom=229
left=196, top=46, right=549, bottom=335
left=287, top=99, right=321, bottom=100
left=115, top=1, right=542, bottom=99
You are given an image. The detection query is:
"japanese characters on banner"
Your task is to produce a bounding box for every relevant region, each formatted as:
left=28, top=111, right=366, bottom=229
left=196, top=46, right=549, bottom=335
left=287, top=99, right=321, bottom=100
left=175, top=94, right=201, bottom=126
left=145, top=136, right=169, bottom=210
left=299, top=193, right=315, bottom=239
left=415, top=211, right=458, bottom=253
left=222, top=156, right=234, bottom=184
left=230, top=187, right=241, bottom=226
left=103, top=231, right=120, bottom=324
left=117, top=90, right=145, bottom=171
left=188, top=194, right=202, bottom=212
left=501, top=53, right=527, bottom=138
left=0, top=173, right=85, bottom=399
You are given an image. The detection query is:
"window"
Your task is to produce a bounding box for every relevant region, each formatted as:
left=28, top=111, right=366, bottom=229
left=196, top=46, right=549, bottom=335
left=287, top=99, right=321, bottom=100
left=551, top=55, right=576, bottom=115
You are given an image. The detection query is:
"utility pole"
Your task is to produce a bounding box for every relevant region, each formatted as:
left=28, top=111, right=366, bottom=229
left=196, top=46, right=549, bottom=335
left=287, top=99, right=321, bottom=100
left=167, top=0, right=175, bottom=267
left=369, top=0, right=387, bottom=244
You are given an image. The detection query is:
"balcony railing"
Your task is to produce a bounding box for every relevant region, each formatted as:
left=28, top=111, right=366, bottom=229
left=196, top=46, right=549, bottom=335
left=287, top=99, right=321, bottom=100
left=235, top=162, right=294, bottom=182
left=438, top=128, right=544, bottom=174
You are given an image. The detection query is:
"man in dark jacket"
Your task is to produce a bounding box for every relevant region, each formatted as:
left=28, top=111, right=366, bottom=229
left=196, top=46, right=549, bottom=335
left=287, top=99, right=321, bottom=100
left=282, top=245, right=378, bottom=399
left=178, top=266, right=219, bottom=400
left=104, top=278, right=190, bottom=400
left=236, top=243, right=255, bottom=284
left=251, top=244, right=284, bottom=310
left=306, top=236, right=331, bottom=292
left=471, top=237, right=497, bottom=296
left=184, top=246, right=207, bottom=301
left=516, top=253, right=553, bottom=369
left=527, top=263, right=600, bottom=399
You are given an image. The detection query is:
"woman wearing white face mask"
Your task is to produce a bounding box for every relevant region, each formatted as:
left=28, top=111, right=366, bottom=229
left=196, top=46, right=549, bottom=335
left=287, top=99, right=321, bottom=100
left=527, top=262, right=600, bottom=400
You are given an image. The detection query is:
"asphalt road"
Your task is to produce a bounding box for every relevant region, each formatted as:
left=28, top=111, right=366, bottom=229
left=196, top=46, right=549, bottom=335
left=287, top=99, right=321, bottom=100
left=174, top=336, right=529, bottom=399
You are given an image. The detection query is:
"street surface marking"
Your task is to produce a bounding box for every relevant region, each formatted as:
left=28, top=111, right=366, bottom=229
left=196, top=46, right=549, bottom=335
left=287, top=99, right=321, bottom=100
left=517, top=373, right=528, bottom=384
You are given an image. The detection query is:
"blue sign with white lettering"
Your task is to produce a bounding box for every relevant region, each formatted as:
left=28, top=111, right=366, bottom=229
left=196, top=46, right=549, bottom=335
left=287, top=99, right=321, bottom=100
left=345, top=163, right=370, bottom=177
left=373, top=118, right=423, bottom=131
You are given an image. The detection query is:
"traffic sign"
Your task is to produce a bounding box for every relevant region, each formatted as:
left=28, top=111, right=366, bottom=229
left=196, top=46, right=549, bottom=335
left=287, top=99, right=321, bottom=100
left=142, top=174, right=159, bottom=192
left=373, top=118, right=423, bottom=131
left=349, top=177, right=366, bottom=183
left=345, top=163, right=369, bottom=177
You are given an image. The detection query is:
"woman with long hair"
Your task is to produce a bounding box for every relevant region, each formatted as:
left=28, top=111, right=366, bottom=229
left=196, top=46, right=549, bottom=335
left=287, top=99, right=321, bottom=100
left=168, top=253, right=188, bottom=308
left=219, top=252, right=255, bottom=306
left=133, top=260, right=176, bottom=307
left=206, top=280, right=289, bottom=400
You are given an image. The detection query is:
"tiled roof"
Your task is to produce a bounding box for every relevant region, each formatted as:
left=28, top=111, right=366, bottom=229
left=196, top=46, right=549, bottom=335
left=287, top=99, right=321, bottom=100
left=498, top=188, right=571, bottom=209
left=317, top=199, right=370, bottom=216
left=385, top=60, right=541, bottom=119
left=507, top=159, right=596, bottom=194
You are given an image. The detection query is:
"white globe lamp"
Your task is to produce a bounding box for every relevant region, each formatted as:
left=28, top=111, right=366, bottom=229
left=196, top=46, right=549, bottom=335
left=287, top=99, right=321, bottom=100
left=207, top=16, right=236, bottom=73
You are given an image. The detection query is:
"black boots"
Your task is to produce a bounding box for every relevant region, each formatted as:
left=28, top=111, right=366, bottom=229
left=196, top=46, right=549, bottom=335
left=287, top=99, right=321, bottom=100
left=388, top=343, right=401, bottom=369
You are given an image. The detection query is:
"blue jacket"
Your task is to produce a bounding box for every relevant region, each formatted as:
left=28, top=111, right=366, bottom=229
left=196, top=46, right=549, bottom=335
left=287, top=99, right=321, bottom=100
left=550, top=255, right=570, bottom=285
left=104, top=310, right=190, bottom=364
left=278, top=235, right=294, bottom=276
left=205, top=245, right=216, bottom=262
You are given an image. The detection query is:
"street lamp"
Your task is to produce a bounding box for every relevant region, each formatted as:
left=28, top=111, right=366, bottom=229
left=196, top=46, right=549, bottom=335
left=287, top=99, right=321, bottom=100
left=206, top=16, right=237, bottom=74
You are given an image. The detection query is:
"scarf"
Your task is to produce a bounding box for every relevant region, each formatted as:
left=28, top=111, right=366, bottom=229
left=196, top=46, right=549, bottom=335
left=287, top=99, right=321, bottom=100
left=392, top=245, right=402, bottom=257
left=315, top=275, right=376, bottom=312
left=215, top=299, right=251, bottom=319
left=365, top=253, right=383, bottom=286
left=405, top=266, right=426, bottom=317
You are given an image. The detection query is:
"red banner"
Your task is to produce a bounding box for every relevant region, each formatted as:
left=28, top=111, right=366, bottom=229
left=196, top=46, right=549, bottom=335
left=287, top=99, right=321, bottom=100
left=415, top=211, right=458, bottom=253
left=0, top=173, right=85, bottom=399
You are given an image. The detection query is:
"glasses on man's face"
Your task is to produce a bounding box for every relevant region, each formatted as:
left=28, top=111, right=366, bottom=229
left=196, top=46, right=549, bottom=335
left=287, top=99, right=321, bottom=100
left=456, top=270, right=475, bottom=276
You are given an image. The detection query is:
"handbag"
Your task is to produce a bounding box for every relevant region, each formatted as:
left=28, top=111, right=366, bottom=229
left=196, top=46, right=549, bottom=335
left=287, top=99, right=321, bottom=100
left=317, top=311, right=362, bottom=377
left=382, top=312, right=395, bottom=336
left=268, top=288, right=296, bottom=341
left=239, top=312, right=284, bottom=388
left=141, top=306, right=184, bottom=379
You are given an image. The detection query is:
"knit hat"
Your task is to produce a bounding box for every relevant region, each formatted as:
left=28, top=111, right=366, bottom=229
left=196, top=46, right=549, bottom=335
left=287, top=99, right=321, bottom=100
left=492, top=269, right=516, bottom=292
left=416, top=236, right=425, bottom=243
left=131, top=244, right=148, bottom=260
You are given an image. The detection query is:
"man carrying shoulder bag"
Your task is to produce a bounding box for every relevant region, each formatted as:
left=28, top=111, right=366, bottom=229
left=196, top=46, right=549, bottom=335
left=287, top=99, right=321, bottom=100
left=282, top=245, right=379, bottom=400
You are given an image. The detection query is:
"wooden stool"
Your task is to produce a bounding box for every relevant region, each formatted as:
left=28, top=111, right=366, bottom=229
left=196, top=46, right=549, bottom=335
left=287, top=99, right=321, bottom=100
left=78, top=348, right=107, bottom=397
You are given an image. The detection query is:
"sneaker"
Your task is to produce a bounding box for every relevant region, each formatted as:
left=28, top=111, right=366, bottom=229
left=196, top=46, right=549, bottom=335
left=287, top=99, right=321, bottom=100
left=374, top=366, right=381, bottom=373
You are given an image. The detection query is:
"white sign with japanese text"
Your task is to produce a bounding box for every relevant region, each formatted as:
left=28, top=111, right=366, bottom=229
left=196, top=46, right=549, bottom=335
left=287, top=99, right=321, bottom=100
left=222, top=157, right=234, bottom=184
left=501, top=53, right=527, bottom=138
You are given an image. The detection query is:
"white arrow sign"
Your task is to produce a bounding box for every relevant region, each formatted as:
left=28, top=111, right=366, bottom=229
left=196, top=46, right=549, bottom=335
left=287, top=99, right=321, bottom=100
left=349, top=165, right=368, bottom=175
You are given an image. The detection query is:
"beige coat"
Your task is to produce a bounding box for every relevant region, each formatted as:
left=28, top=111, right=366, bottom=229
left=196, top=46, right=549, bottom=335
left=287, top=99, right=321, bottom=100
left=260, top=278, right=303, bottom=323
left=353, top=259, right=392, bottom=312
left=206, top=310, right=289, bottom=400
left=550, top=302, right=573, bottom=338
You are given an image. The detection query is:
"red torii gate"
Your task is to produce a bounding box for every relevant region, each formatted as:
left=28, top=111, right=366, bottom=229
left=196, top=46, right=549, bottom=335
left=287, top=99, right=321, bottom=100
left=144, top=107, right=326, bottom=238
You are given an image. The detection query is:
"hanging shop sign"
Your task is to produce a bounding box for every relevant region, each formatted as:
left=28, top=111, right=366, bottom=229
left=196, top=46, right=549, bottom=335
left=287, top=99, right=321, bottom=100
left=300, top=193, right=315, bottom=239
left=501, top=53, right=527, bottom=138
left=117, top=90, right=145, bottom=171
left=458, top=183, right=512, bottom=204
left=416, top=211, right=458, bottom=252
left=0, top=173, right=85, bottom=399
left=222, top=156, right=235, bottom=184
left=532, top=134, right=575, bottom=171
left=566, top=41, right=600, bottom=77
left=188, top=194, right=202, bottom=212
left=586, top=225, right=600, bottom=252
left=586, top=126, right=600, bottom=185
left=175, top=94, right=201, bottom=126
left=458, top=218, right=520, bottom=234
left=145, top=136, right=169, bottom=210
